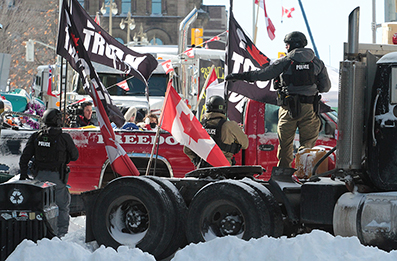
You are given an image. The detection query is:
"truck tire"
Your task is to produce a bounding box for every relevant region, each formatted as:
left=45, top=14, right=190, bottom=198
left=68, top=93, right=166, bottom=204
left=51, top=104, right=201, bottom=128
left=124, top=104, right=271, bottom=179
left=91, top=176, right=176, bottom=259
left=186, top=180, right=272, bottom=243
left=144, top=176, right=188, bottom=260
left=241, top=179, right=284, bottom=237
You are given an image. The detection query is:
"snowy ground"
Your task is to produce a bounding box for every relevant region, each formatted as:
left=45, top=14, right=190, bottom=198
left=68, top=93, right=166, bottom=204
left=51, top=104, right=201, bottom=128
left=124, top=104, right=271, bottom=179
left=6, top=216, right=397, bottom=261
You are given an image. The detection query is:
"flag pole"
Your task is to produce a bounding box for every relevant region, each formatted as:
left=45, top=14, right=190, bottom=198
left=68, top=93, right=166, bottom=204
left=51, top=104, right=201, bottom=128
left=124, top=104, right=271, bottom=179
left=253, top=1, right=260, bottom=44
left=297, top=0, right=320, bottom=58
left=145, top=78, right=172, bottom=175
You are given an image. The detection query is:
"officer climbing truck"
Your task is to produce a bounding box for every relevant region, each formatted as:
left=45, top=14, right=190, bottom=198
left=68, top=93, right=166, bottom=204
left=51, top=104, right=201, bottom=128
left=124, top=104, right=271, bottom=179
left=81, top=8, right=397, bottom=259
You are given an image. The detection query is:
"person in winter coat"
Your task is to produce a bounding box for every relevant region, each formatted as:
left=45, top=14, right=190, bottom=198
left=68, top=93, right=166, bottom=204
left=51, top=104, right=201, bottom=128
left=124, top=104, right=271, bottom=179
left=184, top=96, right=249, bottom=168
left=19, top=108, right=79, bottom=237
left=76, top=101, right=98, bottom=127
left=226, top=31, right=331, bottom=169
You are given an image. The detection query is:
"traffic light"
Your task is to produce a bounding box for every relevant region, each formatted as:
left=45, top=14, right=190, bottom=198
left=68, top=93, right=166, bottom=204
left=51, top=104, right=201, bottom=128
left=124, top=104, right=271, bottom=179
left=26, top=39, right=34, bottom=62
left=191, top=28, right=203, bottom=46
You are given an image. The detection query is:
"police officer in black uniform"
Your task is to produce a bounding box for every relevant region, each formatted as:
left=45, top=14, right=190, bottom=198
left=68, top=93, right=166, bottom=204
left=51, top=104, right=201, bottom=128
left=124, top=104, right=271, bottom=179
left=184, top=96, right=249, bottom=168
left=226, top=31, right=331, bottom=169
left=19, top=108, right=79, bottom=237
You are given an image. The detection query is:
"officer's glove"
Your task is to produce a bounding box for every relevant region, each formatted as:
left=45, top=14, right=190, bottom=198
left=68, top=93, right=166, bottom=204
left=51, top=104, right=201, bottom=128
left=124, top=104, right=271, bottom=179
left=225, top=73, right=244, bottom=82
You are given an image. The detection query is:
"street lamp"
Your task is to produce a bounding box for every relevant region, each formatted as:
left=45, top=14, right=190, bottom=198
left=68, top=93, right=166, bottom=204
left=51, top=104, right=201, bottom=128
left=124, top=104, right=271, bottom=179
left=100, top=0, right=118, bottom=36
left=132, top=24, right=149, bottom=46
left=119, top=12, right=135, bottom=44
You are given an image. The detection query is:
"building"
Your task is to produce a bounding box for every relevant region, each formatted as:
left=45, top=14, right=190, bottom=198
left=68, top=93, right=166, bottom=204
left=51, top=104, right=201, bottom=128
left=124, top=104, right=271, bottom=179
left=79, top=0, right=227, bottom=49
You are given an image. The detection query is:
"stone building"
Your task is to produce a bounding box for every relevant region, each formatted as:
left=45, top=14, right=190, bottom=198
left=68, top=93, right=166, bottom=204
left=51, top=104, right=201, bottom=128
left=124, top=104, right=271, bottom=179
left=78, top=0, right=227, bottom=49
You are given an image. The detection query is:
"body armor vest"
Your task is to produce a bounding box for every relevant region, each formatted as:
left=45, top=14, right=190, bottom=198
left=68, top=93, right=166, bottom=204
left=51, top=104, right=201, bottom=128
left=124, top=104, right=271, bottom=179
left=203, top=117, right=241, bottom=154
left=284, top=59, right=316, bottom=86
left=35, top=128, right=60, bottom=163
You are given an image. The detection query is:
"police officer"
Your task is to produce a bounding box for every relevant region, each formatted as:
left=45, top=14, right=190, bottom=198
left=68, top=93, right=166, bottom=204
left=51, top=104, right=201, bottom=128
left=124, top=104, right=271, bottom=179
left=184, top=96, right=249, bottom=168
left=19, top=108, right=79, bottom=237
left=226, top=31, right=331, bottom=168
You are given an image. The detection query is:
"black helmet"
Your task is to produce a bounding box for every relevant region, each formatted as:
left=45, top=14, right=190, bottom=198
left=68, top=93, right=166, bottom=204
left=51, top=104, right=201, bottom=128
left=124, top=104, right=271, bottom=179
left=284, top=31, right=307, bottom=52
left=42, top=108, right=62, bottom=127
left=206, top=96, right=226, bottom=114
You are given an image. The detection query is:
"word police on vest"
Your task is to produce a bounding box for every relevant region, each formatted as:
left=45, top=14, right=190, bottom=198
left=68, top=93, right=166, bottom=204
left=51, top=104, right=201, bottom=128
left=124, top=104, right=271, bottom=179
left=296, top=64, right=310, bottom=70
left=38, top=141, right=51, bottom=147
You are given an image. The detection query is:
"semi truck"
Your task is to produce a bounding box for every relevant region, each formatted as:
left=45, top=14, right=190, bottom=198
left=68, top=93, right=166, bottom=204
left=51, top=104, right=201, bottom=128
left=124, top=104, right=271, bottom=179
left=78, top=7, right=397, bottom=260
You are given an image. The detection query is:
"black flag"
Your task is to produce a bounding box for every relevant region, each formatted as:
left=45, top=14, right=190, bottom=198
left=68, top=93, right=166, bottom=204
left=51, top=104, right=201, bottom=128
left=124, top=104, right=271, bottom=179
left=225, top=11, right=276, bottom=123
left=57, top=0, right=158, bottom=86
left=57, top=0, right=125, bottom=127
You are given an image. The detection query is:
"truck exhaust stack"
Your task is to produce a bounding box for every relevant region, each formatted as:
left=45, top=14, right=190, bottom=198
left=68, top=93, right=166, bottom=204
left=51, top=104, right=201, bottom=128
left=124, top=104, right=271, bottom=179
left=336, top=7, right=365, bottom=171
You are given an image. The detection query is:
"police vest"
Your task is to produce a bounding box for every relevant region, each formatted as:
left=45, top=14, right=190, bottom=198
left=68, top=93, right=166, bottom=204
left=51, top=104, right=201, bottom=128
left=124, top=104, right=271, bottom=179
left=34, top=129, right=61, bottom=163
left=284, top=59, right=316, bottom=86
left=203, top=117, right=241, bottom=154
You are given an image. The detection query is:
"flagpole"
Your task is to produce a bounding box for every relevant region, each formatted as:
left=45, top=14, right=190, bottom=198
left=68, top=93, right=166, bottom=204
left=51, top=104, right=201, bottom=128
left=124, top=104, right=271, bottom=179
left=297, top=0, right=320, bottom=58
left=253, top=1, right=260, bottom=44
left=145, top=78, right=172, bottom=175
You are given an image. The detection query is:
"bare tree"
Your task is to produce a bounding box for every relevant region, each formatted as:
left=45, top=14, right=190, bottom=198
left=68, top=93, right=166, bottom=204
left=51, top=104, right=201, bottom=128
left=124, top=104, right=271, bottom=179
left=0, top=0, right=58, bottom=90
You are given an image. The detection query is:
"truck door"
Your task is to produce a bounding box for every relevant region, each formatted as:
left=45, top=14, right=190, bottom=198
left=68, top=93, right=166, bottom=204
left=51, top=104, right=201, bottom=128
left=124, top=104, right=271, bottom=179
left=243, top=100, right=279, bottom=179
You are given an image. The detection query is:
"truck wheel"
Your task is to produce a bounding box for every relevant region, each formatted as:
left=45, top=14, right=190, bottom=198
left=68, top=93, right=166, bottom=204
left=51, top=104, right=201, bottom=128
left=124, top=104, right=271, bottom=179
left=241, top=179, right=284, bottom=237
left=145, top=176, right=188, bottom=260
left=91, top=176, right=176, bottom=259
left=186, top=180, right=272, bottom=243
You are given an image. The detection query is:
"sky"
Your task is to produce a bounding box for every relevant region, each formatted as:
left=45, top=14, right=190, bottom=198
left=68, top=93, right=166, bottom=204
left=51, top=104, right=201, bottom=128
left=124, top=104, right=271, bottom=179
left=6, top=215, right=397, bottom=261
left=202, top=0, right=385, bottom=69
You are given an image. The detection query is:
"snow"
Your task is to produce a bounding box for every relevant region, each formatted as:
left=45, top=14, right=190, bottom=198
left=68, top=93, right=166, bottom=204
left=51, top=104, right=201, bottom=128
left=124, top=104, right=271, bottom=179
left=6, top=215, right=397, bottom=261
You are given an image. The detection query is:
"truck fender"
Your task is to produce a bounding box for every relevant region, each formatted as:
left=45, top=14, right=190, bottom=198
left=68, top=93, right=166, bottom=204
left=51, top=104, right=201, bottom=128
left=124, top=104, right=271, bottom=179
left=98, top=153, right=174, bottom=188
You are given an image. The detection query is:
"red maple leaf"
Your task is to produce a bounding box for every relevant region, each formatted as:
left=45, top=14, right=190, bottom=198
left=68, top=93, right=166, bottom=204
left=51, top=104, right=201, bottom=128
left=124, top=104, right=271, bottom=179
left=247, top=43, right=270, bottom=67
left=179, top=111, right=205, bottom=143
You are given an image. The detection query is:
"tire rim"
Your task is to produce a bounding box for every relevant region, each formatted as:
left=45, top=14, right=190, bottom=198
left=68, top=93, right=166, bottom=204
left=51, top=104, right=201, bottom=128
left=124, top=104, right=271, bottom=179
left=200, top=199, right=245, bottom=241
left=106, top=196, right=149, bottom=246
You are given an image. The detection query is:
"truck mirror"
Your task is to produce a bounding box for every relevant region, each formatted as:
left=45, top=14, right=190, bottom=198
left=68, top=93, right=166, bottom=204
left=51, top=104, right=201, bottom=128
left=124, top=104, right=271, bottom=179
left=324, top=120, right=336, bottom=137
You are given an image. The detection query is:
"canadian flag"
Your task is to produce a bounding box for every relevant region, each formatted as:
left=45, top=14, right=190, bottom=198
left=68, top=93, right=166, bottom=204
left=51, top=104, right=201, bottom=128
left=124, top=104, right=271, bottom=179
left=94, top=12, right=100, bottom=26
left=255, top=0, right=276, bottom=40
left=206, top=68, right=219, bottom=88
left=116, top=79, right=130, bottom=91
left=160, top=80, right=230, bottom=167
left=282, top=7, right=295, bottom=18
left=184, top=48, right=194, bottom=58
left=90, top=73, right=140, bottom=176
left=47, top=65, right=58, bottom=98
left=161, top=59, right=174, bottom=74
left=196, top=67, right=219, bottom=121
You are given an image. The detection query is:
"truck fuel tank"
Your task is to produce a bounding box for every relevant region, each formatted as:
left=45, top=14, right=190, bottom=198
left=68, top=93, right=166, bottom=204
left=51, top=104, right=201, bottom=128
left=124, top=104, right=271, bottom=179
left=333, top=192, right=397, bottom=251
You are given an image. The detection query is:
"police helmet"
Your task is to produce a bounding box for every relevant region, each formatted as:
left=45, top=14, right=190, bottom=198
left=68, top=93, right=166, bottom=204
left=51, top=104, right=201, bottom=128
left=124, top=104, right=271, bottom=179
left=284, top=31, right=307, bottom=52
left=206, top=96, right=226, bottom=114
left=42, top=108, right=62, bottom=127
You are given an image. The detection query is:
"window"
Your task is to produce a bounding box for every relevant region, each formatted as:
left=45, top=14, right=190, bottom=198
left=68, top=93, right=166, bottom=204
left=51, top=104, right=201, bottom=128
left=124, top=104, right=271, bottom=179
left=265, top=103, right=279, bottom=133
left=77, top=0, right=84, bottom=8
left=152, top=0, right=162, bottom=15
left=150, top=37, right=163, bottom=45
left=115, top=37, right=124, bottom=44
left=121, top=0, right=131, bottom=14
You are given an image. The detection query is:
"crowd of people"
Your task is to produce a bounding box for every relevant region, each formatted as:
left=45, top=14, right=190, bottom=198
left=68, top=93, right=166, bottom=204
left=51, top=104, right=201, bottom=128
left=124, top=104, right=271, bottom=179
left=63, top=101, right=159, bottom=131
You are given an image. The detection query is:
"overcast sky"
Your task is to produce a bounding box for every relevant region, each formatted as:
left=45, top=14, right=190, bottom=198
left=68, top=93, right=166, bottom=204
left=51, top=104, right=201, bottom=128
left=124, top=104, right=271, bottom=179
left=202, top=0, right=386, bottom=69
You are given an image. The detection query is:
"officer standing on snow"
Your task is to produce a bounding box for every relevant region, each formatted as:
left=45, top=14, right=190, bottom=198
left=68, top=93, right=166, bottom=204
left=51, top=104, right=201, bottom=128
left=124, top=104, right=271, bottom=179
left=225, top=31, right=331, bottom=169
left=19, top=108, right=79, bottom=237
left=184, top=96, right=249, bottom=168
